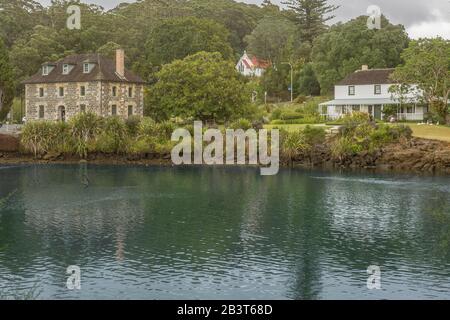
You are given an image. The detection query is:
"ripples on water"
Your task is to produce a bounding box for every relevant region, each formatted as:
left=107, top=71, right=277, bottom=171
left=0, top=164, right=450, bottom=299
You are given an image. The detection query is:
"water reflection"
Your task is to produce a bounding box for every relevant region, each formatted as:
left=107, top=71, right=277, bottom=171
left=0, top=164, right=449, bottom=299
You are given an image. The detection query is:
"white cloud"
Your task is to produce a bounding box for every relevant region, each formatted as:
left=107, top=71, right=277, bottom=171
left=407, top=21, right=450, bottom=39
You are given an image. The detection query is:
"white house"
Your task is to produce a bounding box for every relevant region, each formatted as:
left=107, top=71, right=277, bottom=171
left=236, top=51, right=270, bottom=77
left=319, top=66, right=427, bottom=121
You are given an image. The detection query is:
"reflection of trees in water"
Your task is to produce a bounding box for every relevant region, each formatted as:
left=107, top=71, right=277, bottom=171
left=1, top=165, right=146, bottom=271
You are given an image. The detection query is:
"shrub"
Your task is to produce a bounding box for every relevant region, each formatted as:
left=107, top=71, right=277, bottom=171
left=21, top=121, right=56, bottom=156
left=270, top=108, right=282, bottom=121
left=302, top=125, right=326, bottom=146
left=230, top=118, right=252, bottom=130
left=70, top=112, right=102, bottom=158
left=96, top=116, right=129, bottom=154
left=125, top=115, right=142, bottom=137
left=280, top=130, right=307, bottom=165
left=280, top=110, right=303, bottom=121
left=331, top=136, right=363, bottom=160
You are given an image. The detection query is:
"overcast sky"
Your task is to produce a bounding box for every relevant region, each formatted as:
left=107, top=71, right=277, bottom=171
left=36, top=0, right=450, bottom=39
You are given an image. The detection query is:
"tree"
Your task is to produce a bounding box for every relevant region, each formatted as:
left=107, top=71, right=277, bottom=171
left=0, top=39, right=16, bottom=121
left=311, top=15, right=409, bottom=94
left=146, top=52, right=249, bottom=123
left=144, top=17, right=234, bottom=67
left=296, top=63, right=320, bottom=96
left=283, top=0, right=339, bottom=46
left=391, top=38, right=450, bottom=123
left=244, top=16, right=296, bottom=63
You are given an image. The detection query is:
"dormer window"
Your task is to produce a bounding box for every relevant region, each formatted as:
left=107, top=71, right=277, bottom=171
left=42, top=65, right=50, bottom=76
left=42, top=64, right=55, bottom=76
left=63, top=64, right=70, bottom=75
left=83, top=63, right=90, bottom=74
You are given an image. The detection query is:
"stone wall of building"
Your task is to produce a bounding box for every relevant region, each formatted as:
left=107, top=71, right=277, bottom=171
left=25, top=81, right=144, bottom=121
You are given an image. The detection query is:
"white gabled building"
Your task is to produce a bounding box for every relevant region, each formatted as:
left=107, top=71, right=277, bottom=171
left=320, top=65, right=427, bottom=121
left=236, top=51, right=271, bottom=77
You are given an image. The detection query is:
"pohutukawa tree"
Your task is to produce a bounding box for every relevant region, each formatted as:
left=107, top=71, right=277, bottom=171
left=391, top=38, right=450, bottom=123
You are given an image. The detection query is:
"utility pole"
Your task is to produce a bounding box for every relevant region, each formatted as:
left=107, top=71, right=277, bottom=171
left=282, top=62, right=293, bottom=103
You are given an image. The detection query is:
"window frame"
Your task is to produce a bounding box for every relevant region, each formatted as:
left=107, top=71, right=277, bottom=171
left=348, top=86, right=355, bottom=96
left=112, top=86, right=117, bottom=97
left=111, top=105, right=117, bottom=116
left=80, top=85, right=86, bottom=97
left=62, top=64, right=69, bottom=75
left=39, top=87, right=44, bottom=97
left=128, top=87, right=133, bottom=98
left=374, top=84, right=381, bottom=95
left=59, top=87, right=64, bottom=97
left=128, top=105, right=133, bottom=117
left=83, top=63, right=90, bottom=74
left=38, top=105, right=45, bottom=119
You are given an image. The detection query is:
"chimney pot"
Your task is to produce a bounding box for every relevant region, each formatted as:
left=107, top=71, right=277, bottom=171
left=116, top=49, right=125, bottom=78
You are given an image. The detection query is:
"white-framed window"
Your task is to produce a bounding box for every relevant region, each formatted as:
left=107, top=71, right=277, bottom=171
left=62, top=64, right=69, bottom=75
left=374, top=84, right=381, bottom=95
left=42, top=65, right=49, bottom=76
left=348, top=86, right=355, bottom=96
left=59, top=87, right=64, bottom=97
left=80, top=86, right=86, bottom=96
left=83, top=63, right=90, bottom=73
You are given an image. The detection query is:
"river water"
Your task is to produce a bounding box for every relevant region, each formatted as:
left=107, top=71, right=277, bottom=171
left=0, top=164, right=449, bottom=299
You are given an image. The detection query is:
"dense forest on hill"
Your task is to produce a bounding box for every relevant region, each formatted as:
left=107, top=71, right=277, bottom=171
left=7, top=0, right=449, bottom=123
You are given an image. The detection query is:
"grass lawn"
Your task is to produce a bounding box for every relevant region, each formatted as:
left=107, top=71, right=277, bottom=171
left=405, top=124, right=450, bottom=142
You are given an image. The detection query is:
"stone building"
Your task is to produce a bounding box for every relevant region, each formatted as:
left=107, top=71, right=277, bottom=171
left=22, top=49, right=146, bottom=121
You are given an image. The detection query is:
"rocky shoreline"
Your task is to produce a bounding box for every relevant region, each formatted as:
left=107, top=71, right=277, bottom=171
left=1, top=133, right=450, bottom=174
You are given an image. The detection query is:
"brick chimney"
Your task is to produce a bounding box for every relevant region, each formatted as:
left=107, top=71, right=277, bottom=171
left=361, top=65, right=369, bottom=71
left=116, top=49, right=125, bottom=78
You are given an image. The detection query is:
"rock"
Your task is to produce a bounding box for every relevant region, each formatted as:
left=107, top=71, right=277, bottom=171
left=43, top=151, right=61, bottom=161
left=79, top=159, right=88, bottom=164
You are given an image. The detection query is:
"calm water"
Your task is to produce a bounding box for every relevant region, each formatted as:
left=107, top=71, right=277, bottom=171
left=0, top=164, right=450, bottom=299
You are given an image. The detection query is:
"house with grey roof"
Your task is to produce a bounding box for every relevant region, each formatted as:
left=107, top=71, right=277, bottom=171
left=22, top=49, right=146, bottom=122
left=319, top=65, right=427, bottom=121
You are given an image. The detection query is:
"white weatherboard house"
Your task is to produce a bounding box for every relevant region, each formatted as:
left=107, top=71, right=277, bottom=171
left=236, top=51, right=271, bottom=77
left=320, top=66, right=427, bottom=121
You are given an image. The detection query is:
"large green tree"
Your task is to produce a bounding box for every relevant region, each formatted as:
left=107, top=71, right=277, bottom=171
left=311, top=15, right=409, bottom=94
left=146, top=51, right=249, bottom=122
left=244, top=16, right=297, bottom=63
left=391, top=38, right=450, bottom=122
left=283, top=0, right=339, bottom=46
left=144, top=17, right=234, bottom=67
left=0, top=39, right=16, bottom=121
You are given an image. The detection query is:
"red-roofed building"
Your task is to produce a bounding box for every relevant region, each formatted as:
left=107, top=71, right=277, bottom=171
left=236, top=51, right=271, bottom=77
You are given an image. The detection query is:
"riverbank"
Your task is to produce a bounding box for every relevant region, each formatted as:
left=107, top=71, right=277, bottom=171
left=1, top=134, right=450, bottom=174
